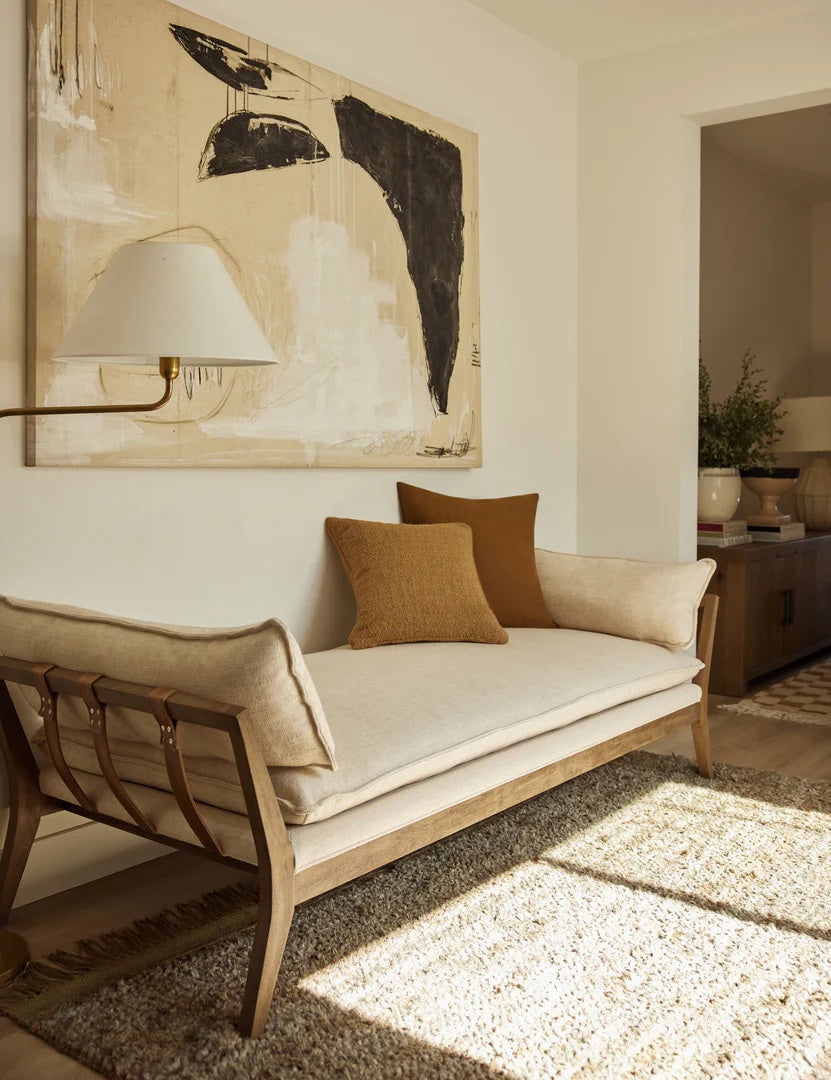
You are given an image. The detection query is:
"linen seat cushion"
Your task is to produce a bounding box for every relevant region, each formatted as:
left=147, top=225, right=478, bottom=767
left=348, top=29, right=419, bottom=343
left=33, top=629, right=702, bottom=825
left=0, top=595, right=335, bottom=769
left=397, top=483, right=554, bottom=628
left=288, top=630, right=701, bottom=821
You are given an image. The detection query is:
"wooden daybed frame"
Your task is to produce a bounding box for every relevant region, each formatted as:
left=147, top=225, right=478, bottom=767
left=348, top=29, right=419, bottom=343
left=0, top=594, right=717, bottom=1038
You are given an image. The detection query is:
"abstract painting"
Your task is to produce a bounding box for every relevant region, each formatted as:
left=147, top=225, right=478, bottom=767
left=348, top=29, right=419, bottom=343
left=27, top=0, right=481, bottom=466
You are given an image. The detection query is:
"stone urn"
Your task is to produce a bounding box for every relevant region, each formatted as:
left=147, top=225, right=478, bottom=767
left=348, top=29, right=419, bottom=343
left=740, top=467, right=800, bottom=526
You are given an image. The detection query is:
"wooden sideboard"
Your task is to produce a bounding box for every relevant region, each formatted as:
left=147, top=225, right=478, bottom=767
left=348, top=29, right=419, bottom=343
left=697, top=531, right=831, bottom=697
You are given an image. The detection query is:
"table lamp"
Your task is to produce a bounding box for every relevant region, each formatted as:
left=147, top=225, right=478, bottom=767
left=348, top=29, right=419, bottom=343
left=776, top=397, right=831, bottom=530
left=0, top=240, right=277, bottom=422
left=0, top=240, right=277, bottom=986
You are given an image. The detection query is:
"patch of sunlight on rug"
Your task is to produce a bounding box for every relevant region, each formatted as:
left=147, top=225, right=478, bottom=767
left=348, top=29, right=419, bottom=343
left=298, top=777, right=831, bottom=1079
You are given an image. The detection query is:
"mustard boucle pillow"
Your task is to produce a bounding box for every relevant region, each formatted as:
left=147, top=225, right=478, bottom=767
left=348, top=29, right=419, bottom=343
left=325, top=518, right=509, bottom=649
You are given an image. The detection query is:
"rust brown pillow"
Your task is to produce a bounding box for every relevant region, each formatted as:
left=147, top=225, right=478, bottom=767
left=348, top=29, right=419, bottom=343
left=397, top=483, right=555, bottom=628
left=325, top=518, right=509, bottom=649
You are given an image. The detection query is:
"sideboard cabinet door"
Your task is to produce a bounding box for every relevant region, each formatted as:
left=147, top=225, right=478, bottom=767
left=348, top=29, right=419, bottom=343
left=815, top=542, right=831, bottom=643
left=698, top=532, right=831, bottom=697
left=745, top=557, right=788, bottom=673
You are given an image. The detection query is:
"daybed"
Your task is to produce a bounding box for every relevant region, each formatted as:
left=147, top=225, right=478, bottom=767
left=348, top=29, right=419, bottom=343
left=0, top=548, right=717, bottom=1037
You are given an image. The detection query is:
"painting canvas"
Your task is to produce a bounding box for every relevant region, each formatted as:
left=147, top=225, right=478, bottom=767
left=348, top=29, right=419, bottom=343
left=27, top=0, right=481, bottom=467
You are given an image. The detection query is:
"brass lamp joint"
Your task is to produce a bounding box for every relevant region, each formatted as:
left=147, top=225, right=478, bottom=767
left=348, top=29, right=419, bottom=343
left=159, top=356, right=180, bottom=380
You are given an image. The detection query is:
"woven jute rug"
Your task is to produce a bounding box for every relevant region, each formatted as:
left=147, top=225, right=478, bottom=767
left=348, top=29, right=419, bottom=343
left=720, top=655, right=831, bottom=727
left=3, top=751, right=831, bottom=1079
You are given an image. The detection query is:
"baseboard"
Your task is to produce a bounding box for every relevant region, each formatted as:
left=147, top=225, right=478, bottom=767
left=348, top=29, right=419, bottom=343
left=5, top=810, right=168, bottom=908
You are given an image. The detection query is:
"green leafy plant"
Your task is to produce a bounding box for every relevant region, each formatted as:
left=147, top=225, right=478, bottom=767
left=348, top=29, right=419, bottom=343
left=698, top=350, right=786, bottom=469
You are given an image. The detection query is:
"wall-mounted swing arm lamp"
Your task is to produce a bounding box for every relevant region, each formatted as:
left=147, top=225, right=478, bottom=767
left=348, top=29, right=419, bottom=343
left=0, top=241, right=276, bottom=988
left=0, top=240, right=277, bottom=423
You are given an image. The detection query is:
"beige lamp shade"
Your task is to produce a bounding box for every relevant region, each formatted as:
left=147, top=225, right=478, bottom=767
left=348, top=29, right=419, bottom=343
left=776, top=397, right=831, bottom=529
left=53, top=241, right=277, bottom=366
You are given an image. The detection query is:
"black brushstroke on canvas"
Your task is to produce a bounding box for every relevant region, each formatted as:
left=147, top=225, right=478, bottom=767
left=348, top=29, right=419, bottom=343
left=183, top=366, right=223, bottom=401
left=52, top=0, right=66, bottom=90
left=167, top=24, right=466, bottom=414
left=199, top=112, right=329, bottom=178
left=334, top=96, right=464, bottom=415
left=53, top=0, right=83, bottom=94
left=169, top=25, right=316, bottom=98
left=420, top=435, right=474, bottom=458
left=74, top=0, right=81, bottom=93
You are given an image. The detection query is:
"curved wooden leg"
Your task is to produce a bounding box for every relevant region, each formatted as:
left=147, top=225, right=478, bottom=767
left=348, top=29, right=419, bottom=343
left=230, top=715, right=296, bottom=1038
left=0, top=682, right=48, bottom=923
left=238, top=855, right=295, bottom=1038
left=691, top=715, right=714, bottom=779
left=692, top=594, right=718, bottom=780
left=0, top=796, right=42, bottom=923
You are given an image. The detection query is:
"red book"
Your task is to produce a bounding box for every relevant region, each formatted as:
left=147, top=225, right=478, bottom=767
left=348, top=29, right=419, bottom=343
left=698, top=520, right=747, bottom=535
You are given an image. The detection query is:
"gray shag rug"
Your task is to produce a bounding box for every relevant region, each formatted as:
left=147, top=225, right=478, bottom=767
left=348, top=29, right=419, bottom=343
left=3, top=751, right=831, bottom=1079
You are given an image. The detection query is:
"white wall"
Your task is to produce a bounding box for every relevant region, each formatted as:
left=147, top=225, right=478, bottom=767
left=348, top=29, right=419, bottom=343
left=578, top=9, right=831, bottom=562
left=700, top=139, right=812, bottom=402
left=0, top=0, right=577, bottom=900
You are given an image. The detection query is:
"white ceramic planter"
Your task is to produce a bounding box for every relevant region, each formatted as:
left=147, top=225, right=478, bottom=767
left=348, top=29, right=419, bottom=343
left=697, top=467, right=741, bottom=522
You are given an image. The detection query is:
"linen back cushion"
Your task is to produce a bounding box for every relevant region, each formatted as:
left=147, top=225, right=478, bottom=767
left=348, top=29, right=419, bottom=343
left=325, top=518, right=509, bottom=649
left=396, top=483, right=554, bottom=628
left=534, top=550, right=716, bottom=650
left=0, top=595, right=336, bottom=769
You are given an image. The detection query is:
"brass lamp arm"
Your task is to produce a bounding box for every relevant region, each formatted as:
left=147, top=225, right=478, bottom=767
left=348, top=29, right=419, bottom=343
left=0, top=357, right=179, bottom=420
left=0, top=378, right=174, bottom=420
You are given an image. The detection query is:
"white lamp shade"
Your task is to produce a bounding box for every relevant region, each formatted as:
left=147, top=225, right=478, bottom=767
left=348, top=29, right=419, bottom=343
left=53, top=242, right=277, bottom=367
left=777, top=397, right=831, bottom=453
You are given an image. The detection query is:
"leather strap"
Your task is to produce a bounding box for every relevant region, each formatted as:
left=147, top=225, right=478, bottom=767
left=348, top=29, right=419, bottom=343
left=74, top=673, right=156, bottom=834
left=31, top=662, right=94, bottom=812
left=149, top=688, right=222, bottom=855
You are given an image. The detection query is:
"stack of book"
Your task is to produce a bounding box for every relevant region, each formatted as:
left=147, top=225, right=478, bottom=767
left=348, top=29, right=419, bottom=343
left=748, top=521, right=806, bottom=542
left=697, top=520, right=752, bottom=547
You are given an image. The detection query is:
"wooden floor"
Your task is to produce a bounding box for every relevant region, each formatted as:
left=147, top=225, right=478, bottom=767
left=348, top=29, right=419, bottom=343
left=2, top=700, right=831, bottom=1078
left=650, top=694, right=831, bottom=781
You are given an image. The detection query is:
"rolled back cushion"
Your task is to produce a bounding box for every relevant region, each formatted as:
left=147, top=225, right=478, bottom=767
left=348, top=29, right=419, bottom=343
left=534, top=550, right=716, bottom=650
left=0, top=595, right=336, bottom=769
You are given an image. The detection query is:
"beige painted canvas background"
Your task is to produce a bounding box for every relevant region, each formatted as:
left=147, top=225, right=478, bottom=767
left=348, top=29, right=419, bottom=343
left=27, top=0, right=480, bottom=467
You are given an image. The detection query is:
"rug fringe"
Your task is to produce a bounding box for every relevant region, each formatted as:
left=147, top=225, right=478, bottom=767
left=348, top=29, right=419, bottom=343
left=719, top=701, right=831, bottom=727
left=0, top=879, right=258, bottom=1020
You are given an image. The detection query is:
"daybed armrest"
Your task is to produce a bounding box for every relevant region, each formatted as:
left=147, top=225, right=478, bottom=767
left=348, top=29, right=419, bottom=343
left=0, top=595, right=336, bottom=771
left=534, top=549, right=716, bottom=650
